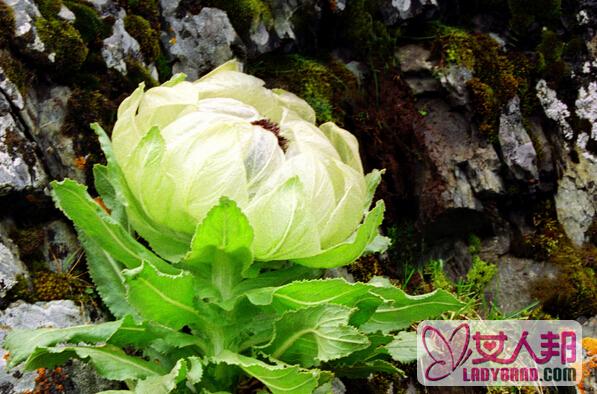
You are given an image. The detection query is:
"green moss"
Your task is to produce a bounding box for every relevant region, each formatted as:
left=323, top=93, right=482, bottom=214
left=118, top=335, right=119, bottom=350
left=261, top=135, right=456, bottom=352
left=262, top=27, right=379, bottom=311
left=64, top=0, right=111, bottom=46
left=155, top=52, right=172, bottom=82
left=9, top=226, right=45, bottom=263
left=523, top=201, right=597, bottom=318
left=202, top=0, right=272, bottom=35
left=467, top=78, right=499, bottom=136
left=537, top=29, right=563, bottom=64
left=508, top=0, right=561, bottom=34
left=437, top=30, right=526, bottom=137
left=0, top=0, right=15, bottom=47
left=0, top=49, right=34, bottom=94
left=120, top=0, right=160, bottom=29
left=63, top=89, right=114, bottom=137
left=35, top=17, right=89, bottom=74
left=4, top=274, right=34, bottom=303
left=340, top=0, right=395, bottom=60
left=468, top=234, right=482, bottom=255
left=35, top=0, right=62, bottom=19
left=125, top=59, right=158, bottom=88
left=31, top=271, right=89, bottom=302
left=124, top=14, right=160, bottom=63
left=248, top=54, right=357, bottom=124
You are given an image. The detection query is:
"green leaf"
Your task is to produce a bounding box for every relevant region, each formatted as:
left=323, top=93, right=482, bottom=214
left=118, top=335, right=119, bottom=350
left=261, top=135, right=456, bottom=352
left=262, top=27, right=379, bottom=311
left=51, top=179, right=176, bottom=274
left=361, top=280, right=463, bottom=334
left=124, top=262, right=204, bottom=330
left=92, top=123, right=190, bottom=261
left=25, top=345, right=166, bottom=380
left=134, top=359, right=189, bottom=394
left=5, top=318, right=129, bottom=367
left=80, top=234, right=138, bottom=319
left=262, top=305, right=370, bottom=367
left=329, top=332, right=392, bottom=366
left=291, top=200, right=385, bottom=268
left=246, top=278, right=382, bottom=326
left=186, top=356, right=204, bottom=385
left=364, top=169, right=383, bottom=208
left=93, top=164, right=128, bottom=228
left=332, top=359, right=401, bottom=378
left=213, top=351, right=319, bottom=394
left=386, top=331, right=417, bottom=363
left=180, top=198, right=254, bottom=304
left=182, top=197, right=253, bottom=272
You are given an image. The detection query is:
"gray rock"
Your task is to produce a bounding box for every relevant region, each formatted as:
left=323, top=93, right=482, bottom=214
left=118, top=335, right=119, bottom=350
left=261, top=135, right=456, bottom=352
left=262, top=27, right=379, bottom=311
left=0, top=300, right=89, bottom=393
left=41, top=220, right=80, bottom=272
left=101, top=18, right=144, bottom=75
left=67, top=360, right=120, bottom=394
left=0, top=299, right=87, bottom=329
left=437, top=64, right=473, bottom=106
left=489, top=256, right=558, bottom=314
left=417, top=98, right=484, bottom=215
left=404, top=76, right=441, bottom=95
left=57, top=4, right=76, bottom=21
left=162, top=7, right=242, bottom=80
left=0, top=115, right=47, bottom=195
left=463, top=147, right=505, bottom=195
left=525, top=117, right=554, bottom=174
left=87, top=0, right=120, bottom=17
left=498, top=96, right=539, bottom=181
left=21, top=83, right=86, bottom=183
left=0, top=65, right=25, bottom=110
left=269, top=0, right=321, bottom=44
left=0, top=238, right=26, bottom=299
left=554, top=150, right=597, bottom=245
left=397, top=44, right=434, bottom=74
left=379, top=0, right=438, bottom=25
left=5, top=0, right=53, bottom=63
left=584, top=315, right=597, bottom=338
left=0, top=83, right=47, bottom=195
left=345, top=61, right=368, bottom=86
left=478, top=233, right=511, bottom=261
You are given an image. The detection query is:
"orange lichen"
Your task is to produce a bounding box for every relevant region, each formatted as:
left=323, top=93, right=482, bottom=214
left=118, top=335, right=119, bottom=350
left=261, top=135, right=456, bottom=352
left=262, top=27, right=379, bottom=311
left=578, top=338, right=597, bottom=394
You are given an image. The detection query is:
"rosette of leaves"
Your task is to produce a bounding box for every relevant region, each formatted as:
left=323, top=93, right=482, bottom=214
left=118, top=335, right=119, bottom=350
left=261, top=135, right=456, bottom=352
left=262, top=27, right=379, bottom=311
left=4, top=65, right=463, bottom=394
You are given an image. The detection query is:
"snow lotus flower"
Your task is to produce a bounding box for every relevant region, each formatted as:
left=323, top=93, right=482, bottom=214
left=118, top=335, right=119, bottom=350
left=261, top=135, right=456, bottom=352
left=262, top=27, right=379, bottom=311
left=110, top=59, right=386, bottom=266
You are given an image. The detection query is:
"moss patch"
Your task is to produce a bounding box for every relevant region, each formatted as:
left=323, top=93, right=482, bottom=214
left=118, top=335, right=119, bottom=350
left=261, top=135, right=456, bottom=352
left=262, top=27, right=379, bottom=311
left=35, top=17, right=89, bottom=74
left=155, top=52, right=172, bottom=82
left=522, top=201, right=597, bottom=318
left=508, top=0, right=561, bottom=35
left=340, top=0, right=395, bottom=60
left=64, top=0, right=111, bottom=47
left=202, top=0, right=272, bottom=35
left=248, top=54, right=357, bottom=124
left=35, top=0, right=62, bottom=19
left=32, top=271, right=89, bottom=302
left=0, top=49, right=34, bottom=95
left=436, top=29, right=527, bottom=138
left=118, top=0, right=160, bottom=30
left=124, top=14, right=160, bottom=63
left=0, top=0, right=15, bottom=47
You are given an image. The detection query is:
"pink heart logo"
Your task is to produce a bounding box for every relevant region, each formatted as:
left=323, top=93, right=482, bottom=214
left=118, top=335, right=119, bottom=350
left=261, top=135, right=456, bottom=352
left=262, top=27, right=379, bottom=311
left=483, top=340, right=497, bottom=352
left=422, top=323, right=472, bottom=381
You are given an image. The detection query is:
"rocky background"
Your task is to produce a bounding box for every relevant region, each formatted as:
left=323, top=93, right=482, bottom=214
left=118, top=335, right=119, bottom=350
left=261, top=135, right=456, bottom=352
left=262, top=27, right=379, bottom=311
left=0, top=0, right=596, bottom=392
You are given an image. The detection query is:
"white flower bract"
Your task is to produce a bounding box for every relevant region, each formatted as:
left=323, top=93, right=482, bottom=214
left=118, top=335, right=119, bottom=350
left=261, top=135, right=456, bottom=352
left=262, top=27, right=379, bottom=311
left=111, top=60, right=379, bottom=262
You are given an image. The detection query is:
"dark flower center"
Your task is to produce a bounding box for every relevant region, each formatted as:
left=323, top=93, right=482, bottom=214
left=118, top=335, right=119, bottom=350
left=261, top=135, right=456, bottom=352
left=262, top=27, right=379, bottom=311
left=251, top=119, right=288, bottom=151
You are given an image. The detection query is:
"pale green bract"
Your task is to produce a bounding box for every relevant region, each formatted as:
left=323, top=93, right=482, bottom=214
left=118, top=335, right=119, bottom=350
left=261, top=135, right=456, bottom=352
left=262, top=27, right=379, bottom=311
left=111, top=59, right=386, bottom=263
left=3, top=61, right=464, bottom=394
